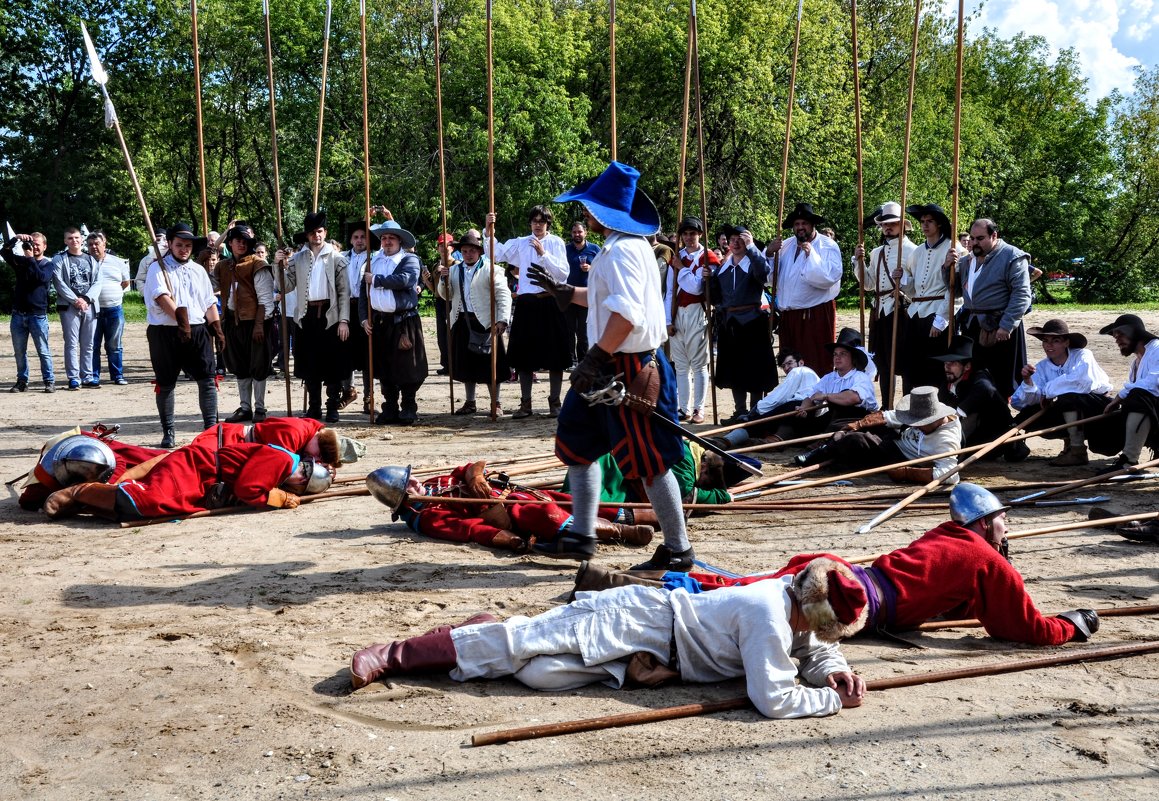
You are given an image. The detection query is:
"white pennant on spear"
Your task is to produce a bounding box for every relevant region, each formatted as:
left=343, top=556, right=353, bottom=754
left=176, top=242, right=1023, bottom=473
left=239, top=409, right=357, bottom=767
left=6, top=222, right=24, bottom=256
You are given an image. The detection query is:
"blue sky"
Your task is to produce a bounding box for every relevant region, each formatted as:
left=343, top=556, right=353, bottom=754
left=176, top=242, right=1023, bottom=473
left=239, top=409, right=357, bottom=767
left=943, top=0, right=1157, bottom=98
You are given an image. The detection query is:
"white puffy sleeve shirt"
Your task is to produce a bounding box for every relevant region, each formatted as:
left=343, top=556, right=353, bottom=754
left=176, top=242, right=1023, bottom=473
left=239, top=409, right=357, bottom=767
left=485, top=233, right=568, bottom=296
left=1011, top=348, right=1113, bottom=409
left=586, top=232, right=668, bottom=353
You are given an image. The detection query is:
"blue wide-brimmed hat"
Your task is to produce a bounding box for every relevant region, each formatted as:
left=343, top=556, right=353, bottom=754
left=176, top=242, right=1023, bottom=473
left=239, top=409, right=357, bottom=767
left=370, top=219, right=416, bottom=250
left=553, top=161, right=660, bottom=236
left=722, top=453, right=762, bottom=487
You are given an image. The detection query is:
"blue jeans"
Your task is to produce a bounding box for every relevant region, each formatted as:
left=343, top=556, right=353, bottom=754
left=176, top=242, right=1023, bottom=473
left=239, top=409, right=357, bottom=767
left=92, top=304, right=126, bottom=382
left=11, top=312, right=55, bottom=384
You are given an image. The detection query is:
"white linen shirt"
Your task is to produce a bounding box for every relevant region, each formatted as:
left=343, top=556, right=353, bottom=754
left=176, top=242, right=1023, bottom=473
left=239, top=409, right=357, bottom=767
left=814, top=368, right=879, bottom=411
left=144, top=255, right=216, bottom=326
left=905, top=237, right=964, bottom=328
left=586, top=232, right=667, bottom=353
left=367, top=250, right=401, bottom=313
left=664, top=246, right=709, bottom=326
left=882, top=411, right=962, bottom=480
left=854, top=236, right=917, bottom=317
left=344, top=248, right=369, bottom=299
left=485, top=232, right=568, bottom=296
left=1011, top=348, right=1113, bottom=409
left=774, top=234, right=843, bottom=310
left=755, top=366, right=821, bottom=414
left=1118, top=338, right=1159, bottom=398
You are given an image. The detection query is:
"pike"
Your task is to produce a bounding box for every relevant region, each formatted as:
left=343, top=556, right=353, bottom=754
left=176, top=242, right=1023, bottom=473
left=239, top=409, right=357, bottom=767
left=690, top=0, right=718, bottom=424
left=262, top=0, right=293, bottom=415
left=359, top=0, right=376, bottom=420
left=947, top=0, right=966, bottom=345
left=192, top=0, right=209, bottom=231
left=432, top=0, right=457, bottom=414
left=768, top=0, right=805, bottom=346
left=850, top=0, right=866, bottom=339
left=79, top=23, right=169, bottom=291
left=486, top=0, right=499, bottom=412
left=608, top=0, right=617, bottom=160
left=699, top=400, right=828, bottom=437
left=312, top=0, right=333, bottom=210
left=470, top=641, right=1159, bottom=745
left=1009, top=455, right=1159, bottom=503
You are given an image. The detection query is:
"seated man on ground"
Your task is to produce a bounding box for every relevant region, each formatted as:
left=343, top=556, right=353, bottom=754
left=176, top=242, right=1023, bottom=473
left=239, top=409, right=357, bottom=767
left=1100, top=313, right=1159, bottom=470
left=712, top=350, right=820, bottom=448
left=1011, top=318, right=1115, bottom=466
left=42, top=441, right=334, bottom=521
left=787, top=386, right=961, bottom=484
left=773, top=328, right=879, bottom=443
left=579, top=484, right=1097, bottom=648
left=349, top=556, right=867, bottom=720
left=935, top=336, right=1028, bottom=462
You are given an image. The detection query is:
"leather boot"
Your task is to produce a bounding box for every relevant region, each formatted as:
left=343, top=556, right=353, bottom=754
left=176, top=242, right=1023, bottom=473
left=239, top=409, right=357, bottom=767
left=625, top=508, right=661, bottom=530
left=629, top=544, right=695, bottom=572
left=571, top=560, right=664, bottom=599
left=156, top=386, right=176, bottom=448
left=325, top=385, right=342, bottom=423
left=512, top=399, right=534, bottom=419
left=423, top=612, right=501, bottom=636
left=1049, top=444, right=1089, bottom=466
left=304, top=382, right=323, bottom=420
left=349, top=629, right=458, bottom=689
left=593, top=517, right=654, bottom=547
left=44, top=482, right=120, bottom=520
left=398, top=390, right=419, bottom=426
left=197, top=377, right=218, bottom=429
left=791, top=443, right=832, bottom=467
left=489, top=530, right=527, bottom=551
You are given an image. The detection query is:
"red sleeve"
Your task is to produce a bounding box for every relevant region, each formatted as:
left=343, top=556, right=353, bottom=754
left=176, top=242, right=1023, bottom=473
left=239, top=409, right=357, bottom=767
left=222, top=445, right=295, bottom=507
left=968, top=557, right=1076, bottom=646
left=251, top=417, right=325, bottom=452
left=417, top=506, right=502, bottom=545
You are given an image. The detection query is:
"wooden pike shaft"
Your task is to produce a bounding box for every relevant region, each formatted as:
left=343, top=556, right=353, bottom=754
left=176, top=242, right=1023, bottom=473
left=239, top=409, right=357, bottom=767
left=263, top=3, right=293, bottom=416
left=359, top=0, right=376, bottom=421
left=675, top=4, right=693, bottom=221
left=699, top=401, right=828, bottom=437
left=609, top=0, right=617, bottom=160
left=1011, top=455, right=1159, bottom=504
left=691, top=9, right=717, bottom=425
left=433, top=5, right=456, bottom=414
left=886, top=0, right=922, bottom=411
left=486, top=0, right=498, bottom=411
left=470, top=641, right=1159, bottom=745
left=312, top=0, right=332, bottom=210
left=769, top=0, right=804, bottom=347
left=191, top=0, right=209, bottom=232
left=851, top=0, right=866, bottom=340
left=917, top=603, right=1159, bottom=631
left=947, top=0, right=965, bottom=345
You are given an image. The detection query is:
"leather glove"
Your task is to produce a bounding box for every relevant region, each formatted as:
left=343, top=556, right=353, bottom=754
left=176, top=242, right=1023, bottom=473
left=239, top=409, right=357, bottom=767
left=175, top=306, right=192, bottom=343
left=266, top=488, right=301, bottom=509
left=252, top=314, right=266, bottom=343
left=1057, top=609, right=1099, bottom=642
left=886, top=466, right=934, bottom=484
left=843, top=410, right=886, bottom=432
left=570, top=344, right=614, bottom=394
left=209, top=319, right=226, bottom=351
left=526, top=264, right=575, bottom=311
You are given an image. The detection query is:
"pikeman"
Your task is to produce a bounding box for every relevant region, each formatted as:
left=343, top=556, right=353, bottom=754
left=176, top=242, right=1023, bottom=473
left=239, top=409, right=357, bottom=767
left=664, top=216, right=718, bottom=423
left=143, top=222, right=223, bottom=448
left=361, top=218, right=427, bottom=425
left=277, top=210, right=351, bottom=423
left=902, top=203, right=962, bottom=390
left=1100, top=313, right=1159, bottom=469
left=339, top=219, right=374, bottom=414
left=42, top=441, right=333, bottom=521
left=218, top=222, right=276, bottom=423
left=349, top=555, right=868, bottom=720
left=577, top=483, right=1100, bottom=648
left=1011, top=319, right=1115, bottom=466
left=522, top=162, right=698, bottom=573
left=934, top=336, right=1028, bottom=463
left=365, top=462, right=653, bottom=554
left=852, top=201, right=917, bottom=398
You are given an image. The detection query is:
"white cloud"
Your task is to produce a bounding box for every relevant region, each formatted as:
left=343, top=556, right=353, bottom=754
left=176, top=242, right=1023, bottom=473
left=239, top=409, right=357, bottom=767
left=936, top=1, right=1151, bottom=98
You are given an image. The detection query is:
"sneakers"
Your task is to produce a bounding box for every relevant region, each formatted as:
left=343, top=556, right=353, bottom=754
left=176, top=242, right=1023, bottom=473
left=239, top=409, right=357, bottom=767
left=531, top=534, right=597, bottom=561
left=690, top=409, right=705, bottom=424
left=9, top=381, right=26, bottom=393
left=67, top=381, right=80, bottom=391
left=629, top=544, right=696, bottom=573
left=43, top=382, right=55, bottom=394
left=114, top=377, right=129, bottom=385
left=82, top=381, right=101, bottom=389
left=225, top=407, right=253, bottom=423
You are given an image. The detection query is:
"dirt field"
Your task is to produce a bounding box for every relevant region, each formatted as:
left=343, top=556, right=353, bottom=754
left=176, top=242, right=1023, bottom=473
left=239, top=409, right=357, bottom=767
left=0, top=309, right=1156, bottom=800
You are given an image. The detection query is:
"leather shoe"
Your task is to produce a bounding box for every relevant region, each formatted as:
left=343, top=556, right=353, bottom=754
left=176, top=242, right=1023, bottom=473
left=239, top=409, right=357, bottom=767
left=531, top=534, right=597, bottom=561
left=225, top=407, right=252, bottom=423
left=629, top=544, right=695, bottom=573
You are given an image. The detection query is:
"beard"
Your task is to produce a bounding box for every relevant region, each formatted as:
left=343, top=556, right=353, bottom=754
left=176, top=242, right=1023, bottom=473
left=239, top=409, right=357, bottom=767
left=971, top=245, right=984, bottom=258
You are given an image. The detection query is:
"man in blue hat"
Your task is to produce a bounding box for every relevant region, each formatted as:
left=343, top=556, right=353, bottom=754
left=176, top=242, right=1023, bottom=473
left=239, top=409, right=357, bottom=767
left=525, top=162, right=697, bottom=572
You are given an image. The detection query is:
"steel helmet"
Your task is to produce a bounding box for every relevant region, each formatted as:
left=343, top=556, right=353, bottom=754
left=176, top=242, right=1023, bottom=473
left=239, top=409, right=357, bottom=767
left=949, top=482, right=1009, bottom=527
left=301, top=458, right=333, bottom=495
left=47, top=435, right=116, bottom=486
left=366, top=465, right=412, bottom=511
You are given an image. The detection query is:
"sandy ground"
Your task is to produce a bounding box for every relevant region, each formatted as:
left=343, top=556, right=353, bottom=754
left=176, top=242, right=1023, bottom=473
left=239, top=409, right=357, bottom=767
left=0, top=308, right=1156, bottom=800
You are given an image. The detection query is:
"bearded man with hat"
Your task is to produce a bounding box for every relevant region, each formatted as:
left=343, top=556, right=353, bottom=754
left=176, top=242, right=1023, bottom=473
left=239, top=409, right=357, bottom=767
left=711, top=224, right=777, bottom=421
left=349, top=555, right=868, bottom=719
left=340, top=219, right=374, bottom=413
left=1100, top=313, right=1159, bottom=469
left=1011, top=319, right=1115, bottom=466
left=586, top=483, right=1098, bottom=648
left=665, top=215, right=719, bottom=422
left=276, top=210, right=351, bottom=422
left=143, top=222, right=223, bottom=448
left=766, top=202, right=843, bottom=374
left=853, top=201, right=918, bottom=399
left=934, top=336, right=1027, bottom=462
left=522, top=161, right=697, bottom=573
left=216, top=222, right=276, bottom=423
left=954, top=218, right=1032, bottom=397
left=436, top=229, right=510, bottom=415
left=902, top=203, right=963, bottom=390
left=360, top=218, right=426, bottom=425
left=789, top=386, right=961, bottom=482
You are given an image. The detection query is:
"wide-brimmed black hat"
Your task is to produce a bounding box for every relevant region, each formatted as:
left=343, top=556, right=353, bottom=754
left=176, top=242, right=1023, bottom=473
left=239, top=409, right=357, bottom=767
left=456, top=229, right=485, bottom=251
left=1100, top=313, right=1155, bottom=339
left=342, top=220, right=378, bottom=251
left=677, top=216, right=704, bottom=235
left=168, top=222, right=197, bottom=240
left=782, top=202, right=827, bottom=229
left=931, top=336, right=975, bottom=363
left=225, top=222, right=256, bottom=244
left=906, top=203, right=953, bottom=239
left=303, top=210, right=327, bottom=234
left=826, top=328, right=869, bottom=371
left=862, top=205, right=883, bottom=232
left=1028, top=319, right=1087, bottom=349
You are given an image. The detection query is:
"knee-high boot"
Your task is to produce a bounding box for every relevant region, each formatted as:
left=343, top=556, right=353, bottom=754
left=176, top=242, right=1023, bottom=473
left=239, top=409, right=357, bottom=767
left=349, top=629, right=458, bottom=689
left=197, top=377, right=218, bottom=430
left=156, top=385, right=176, bottom=448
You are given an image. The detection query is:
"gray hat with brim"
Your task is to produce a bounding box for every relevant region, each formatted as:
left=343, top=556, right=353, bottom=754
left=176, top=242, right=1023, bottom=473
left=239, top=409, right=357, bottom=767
left=893, top=386, right=955, bottom=427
